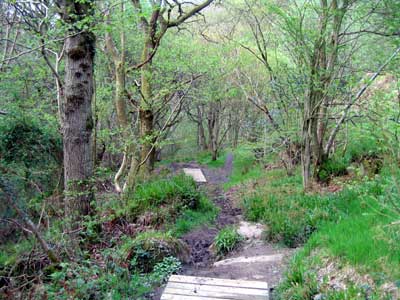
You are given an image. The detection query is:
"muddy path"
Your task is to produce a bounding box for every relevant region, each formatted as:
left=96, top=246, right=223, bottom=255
left=167, top=154, right=240, bottom=269
left=155, top=154, right=295, bottom=298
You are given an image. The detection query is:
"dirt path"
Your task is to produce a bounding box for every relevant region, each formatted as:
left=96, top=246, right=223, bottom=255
left=156, top=155, right=295, bottom=298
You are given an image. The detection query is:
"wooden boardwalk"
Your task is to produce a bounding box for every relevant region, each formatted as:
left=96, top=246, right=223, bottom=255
left=161, top=275, right=269, bottom=300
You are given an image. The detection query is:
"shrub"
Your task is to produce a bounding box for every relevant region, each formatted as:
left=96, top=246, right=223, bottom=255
left=213, top=226, right=243, bottom=255
left=0, top=114, right=62, bottom=219
left=317, top=156, right=348, bottom=183
left=119, top=231, right=189, bottom=273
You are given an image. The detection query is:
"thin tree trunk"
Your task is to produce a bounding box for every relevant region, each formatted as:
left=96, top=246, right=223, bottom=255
left=302, top=90, right=313, bottom=190
left=197, top=106, right=207, bottom=150
left=139, top=108, right=155, bottom=173
left=325, top=46, right=400, bottom=156
left=138, top=39, right=156, bottom=175
left=105, top=5, right=134, bottom=192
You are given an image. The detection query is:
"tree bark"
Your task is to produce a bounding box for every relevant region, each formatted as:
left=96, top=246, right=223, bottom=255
left=197, top=105, right=208, bottom=150
left=138, top=38, right=156, bottom=176
left=207, top=102, right=221, bottom=161
left=57, top=0, right=96, bottom=222
left=104, top=12, right=133, bottom=192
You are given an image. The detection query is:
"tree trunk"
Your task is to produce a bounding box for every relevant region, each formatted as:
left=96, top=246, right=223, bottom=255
left=302, top=90, right=313, bottom=190
left=57, top=0, right=96, bottom=222
left=138, top=39, right=155, bottom=174
left=198, top=121, right=207, bottom=151
left=207, top=104, right=219, bottom=161
left=197, top=106, right=208, bottom=151
left=139, top=109, right=155, bottom=173
left=62, top=31, right=95, bottom=220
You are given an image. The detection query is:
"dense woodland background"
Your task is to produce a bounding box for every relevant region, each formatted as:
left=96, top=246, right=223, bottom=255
left=1, top=0, right=400, bottom=299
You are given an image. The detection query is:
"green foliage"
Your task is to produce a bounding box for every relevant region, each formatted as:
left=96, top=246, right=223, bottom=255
left=121, top=174, right=202, bottom=223
left=0, top=113, right=61, bottom=214
left=45, top=255, right=180, bottom=300
left=171, top=196, right=218, bottom=237
left=224, top=145, right=265, bottom=189
left=0, top=115, right=60, bottom=166
left=118, top=231, right=188, bottom=273
left=0, top=239, right=34, bottom=273
left=318, top=156, right=348, bottom=182
left=213, top=226, right=243, bottom=255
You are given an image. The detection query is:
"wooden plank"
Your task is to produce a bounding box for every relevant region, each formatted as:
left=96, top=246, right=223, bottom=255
left=165, top=282, right=268, bottom=297
left=168, top=275, right=268, bottom=290
left=182, top=168, right=207, bottom=182
left=213, top=254, right=283, bottom=267
left=161, top=294, right=230, bottom=300
left=163, top=287, right=268, bottom=300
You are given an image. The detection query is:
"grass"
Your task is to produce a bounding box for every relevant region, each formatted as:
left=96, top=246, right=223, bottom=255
left=196, top=150, right=227, bottom=168
left=170, top=195, right=218, bottom=237
left=224, top=145, right=400, bottom=296
left=238, top=165, right=400, bottom=297
left=224, top=145, right=266, bottom=189
left=213, top=226, right=243, bottom=255
left=120, top=174, right=203, bottom=223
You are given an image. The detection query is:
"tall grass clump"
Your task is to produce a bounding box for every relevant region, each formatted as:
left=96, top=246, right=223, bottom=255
left=121, top=174, right=202, bottom=223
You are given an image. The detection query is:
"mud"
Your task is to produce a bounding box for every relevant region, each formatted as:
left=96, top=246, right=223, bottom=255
left=181, top=184, right=241, bottom=268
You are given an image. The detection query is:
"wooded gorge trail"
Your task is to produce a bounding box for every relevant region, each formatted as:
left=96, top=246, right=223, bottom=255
left=156, top=154, right=295, bottom=299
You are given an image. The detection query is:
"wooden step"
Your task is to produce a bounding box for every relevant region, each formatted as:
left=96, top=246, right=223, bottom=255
left=161, top=275, right=269, bottom=300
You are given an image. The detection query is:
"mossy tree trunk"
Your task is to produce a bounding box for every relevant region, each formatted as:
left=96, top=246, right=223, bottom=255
left=104, top=6, right=134, bottom=192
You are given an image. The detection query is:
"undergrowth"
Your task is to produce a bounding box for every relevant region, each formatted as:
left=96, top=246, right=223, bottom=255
left=1, top=174, right=217, bottom=299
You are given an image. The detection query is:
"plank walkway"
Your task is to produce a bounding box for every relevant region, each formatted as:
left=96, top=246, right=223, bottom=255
left=182, top=168, right=207, bottom=183
left=161, top=275, right=269, bottom=300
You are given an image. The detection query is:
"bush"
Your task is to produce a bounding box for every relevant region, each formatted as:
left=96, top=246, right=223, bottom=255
left=119, top=231, right=189, bottom=273
left=317, top=156, right=348, bottom=182
left=0, top=114, right=62, bottom=217
left=213, top=226, right=243, bottom=255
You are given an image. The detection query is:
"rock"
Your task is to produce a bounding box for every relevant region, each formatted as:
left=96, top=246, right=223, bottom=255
left=237, top=221, right=265, bottom=239
left=313, top=294, right=326, bottom=300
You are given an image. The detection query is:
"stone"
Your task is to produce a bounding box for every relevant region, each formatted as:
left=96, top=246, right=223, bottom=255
left=237, top=221, right=265, bottom=239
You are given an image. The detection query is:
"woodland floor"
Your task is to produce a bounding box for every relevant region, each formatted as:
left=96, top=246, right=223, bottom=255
left=153, top=157, right=295, bottom=299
